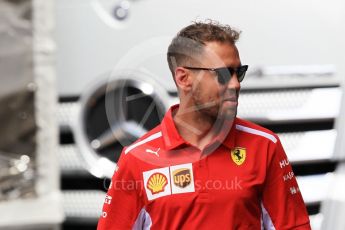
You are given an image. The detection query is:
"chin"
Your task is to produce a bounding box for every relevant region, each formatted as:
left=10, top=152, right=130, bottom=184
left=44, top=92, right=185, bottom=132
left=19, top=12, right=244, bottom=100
left=219, top=108, right=237, bottom=120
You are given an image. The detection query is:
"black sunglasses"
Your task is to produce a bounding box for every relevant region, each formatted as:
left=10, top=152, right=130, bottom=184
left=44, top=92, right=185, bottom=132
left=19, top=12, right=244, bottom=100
left=183, top=65, right=248, bottom=85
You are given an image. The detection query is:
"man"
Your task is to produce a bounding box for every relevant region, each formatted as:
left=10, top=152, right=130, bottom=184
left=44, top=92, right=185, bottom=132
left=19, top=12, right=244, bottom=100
left=97, top=20, right=311, bottom=229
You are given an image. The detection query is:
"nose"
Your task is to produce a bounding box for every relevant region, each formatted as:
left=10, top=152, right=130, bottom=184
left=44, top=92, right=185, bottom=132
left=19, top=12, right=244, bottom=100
left=226, top=73, right=241, bottom=90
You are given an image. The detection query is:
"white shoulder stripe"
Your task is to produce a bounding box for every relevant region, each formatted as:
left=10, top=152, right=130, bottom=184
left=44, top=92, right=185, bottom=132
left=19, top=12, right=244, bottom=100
left=125, top=131, right=162, bottom=154
left=235, top=124, right=277, bottom=143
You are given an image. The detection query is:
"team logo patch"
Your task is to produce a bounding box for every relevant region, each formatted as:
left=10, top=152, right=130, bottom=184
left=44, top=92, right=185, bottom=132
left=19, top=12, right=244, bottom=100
left=173, top=168, right=191, bottom=188
left=147, top=173, right=168, bottom=194
left=143, top=167, right=171, bottom=200
left=231, top=147, right=246, bottom=165
left=170, top=163, right=195, bottom=194
left=143, top=164, right=195, bottom=200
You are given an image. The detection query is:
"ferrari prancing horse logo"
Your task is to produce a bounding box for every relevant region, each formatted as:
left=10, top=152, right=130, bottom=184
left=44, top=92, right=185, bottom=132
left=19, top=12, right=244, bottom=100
left=231, top=147, right=246, bottom=165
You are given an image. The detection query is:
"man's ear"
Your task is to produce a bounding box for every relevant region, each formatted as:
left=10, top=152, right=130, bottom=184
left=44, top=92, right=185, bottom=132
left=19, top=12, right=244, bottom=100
left=174, top=67, right=192, bottom=91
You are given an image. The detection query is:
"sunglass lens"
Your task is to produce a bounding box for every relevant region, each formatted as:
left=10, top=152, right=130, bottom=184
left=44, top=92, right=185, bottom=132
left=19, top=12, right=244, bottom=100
left=237, top=66, right=248, bottom=82
left=215, top=66, right=248, bottom=84
left=216, top=68, right=230, bottom=85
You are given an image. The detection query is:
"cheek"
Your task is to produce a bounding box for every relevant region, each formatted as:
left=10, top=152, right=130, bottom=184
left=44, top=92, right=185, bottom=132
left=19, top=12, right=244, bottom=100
left=193, top=80, right=223, bottom=103
left=212, top=85, right=226, bottom=101
left=206, top=90, right=223, bottom=105
left=191, top=83, right=203, bottom=103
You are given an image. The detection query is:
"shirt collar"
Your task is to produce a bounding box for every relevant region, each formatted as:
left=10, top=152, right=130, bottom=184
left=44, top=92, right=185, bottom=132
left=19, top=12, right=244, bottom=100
left=161, top=104, right=237, bottom=151
left=160, top=104, right=186, bottom=150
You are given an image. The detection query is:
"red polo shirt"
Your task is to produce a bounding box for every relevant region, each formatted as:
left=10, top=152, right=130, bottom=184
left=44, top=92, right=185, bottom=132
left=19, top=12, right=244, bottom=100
left=98, top=105, right=311, bottom=230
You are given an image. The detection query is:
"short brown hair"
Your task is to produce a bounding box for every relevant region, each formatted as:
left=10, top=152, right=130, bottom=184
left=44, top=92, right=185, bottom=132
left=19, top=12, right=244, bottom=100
left=167, top=20, right=241, bottom=76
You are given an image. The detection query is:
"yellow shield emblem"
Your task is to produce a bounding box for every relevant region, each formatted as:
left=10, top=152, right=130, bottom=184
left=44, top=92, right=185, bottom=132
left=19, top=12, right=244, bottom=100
left=147, top=173, right=168, bottom=194
left=231, top=147, right=246, bottom=165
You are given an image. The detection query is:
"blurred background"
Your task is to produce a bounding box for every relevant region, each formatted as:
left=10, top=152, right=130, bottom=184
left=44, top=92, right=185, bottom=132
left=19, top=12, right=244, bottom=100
left=1, top=0, right=345, bottom=229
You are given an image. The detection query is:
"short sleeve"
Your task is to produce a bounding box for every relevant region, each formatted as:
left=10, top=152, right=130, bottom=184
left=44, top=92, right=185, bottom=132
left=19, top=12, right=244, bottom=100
left=261, top=137, right=311, bottom=230
left=97, top=150, right=144, bottom=230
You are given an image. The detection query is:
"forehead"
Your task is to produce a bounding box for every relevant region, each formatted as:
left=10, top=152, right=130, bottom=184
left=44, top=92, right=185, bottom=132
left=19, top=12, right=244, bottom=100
left=201, top=41, right=241, bottom=67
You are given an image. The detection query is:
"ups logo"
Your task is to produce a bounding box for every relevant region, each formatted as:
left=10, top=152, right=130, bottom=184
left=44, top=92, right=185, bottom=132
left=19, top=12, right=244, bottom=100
left=173, top=168, right=191, bottom=188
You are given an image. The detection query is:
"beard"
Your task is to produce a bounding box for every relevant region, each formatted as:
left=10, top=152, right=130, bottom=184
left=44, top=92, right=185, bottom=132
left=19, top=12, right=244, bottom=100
left=191, top=85, right=238, bottom=121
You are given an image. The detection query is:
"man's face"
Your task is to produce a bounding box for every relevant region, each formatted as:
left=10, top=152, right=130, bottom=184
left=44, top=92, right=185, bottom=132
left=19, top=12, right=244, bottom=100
left=189, top=41, right=242, bottom=121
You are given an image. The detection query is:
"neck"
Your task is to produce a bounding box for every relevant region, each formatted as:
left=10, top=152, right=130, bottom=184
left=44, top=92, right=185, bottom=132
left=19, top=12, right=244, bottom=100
left=173, top=103, right=233, bottom=150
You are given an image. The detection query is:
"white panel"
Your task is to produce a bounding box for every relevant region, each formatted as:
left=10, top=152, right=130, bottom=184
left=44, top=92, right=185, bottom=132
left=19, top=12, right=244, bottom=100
left=279, top=130, right=337, bottom=163
left=56, top=0, right=345, bottom=96
left=297, top=174, right=331, bottom=204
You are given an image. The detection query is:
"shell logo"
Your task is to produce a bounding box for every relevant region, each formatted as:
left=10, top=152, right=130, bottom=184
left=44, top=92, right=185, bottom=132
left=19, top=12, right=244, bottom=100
left=146, top=172, right=168, bottom=194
